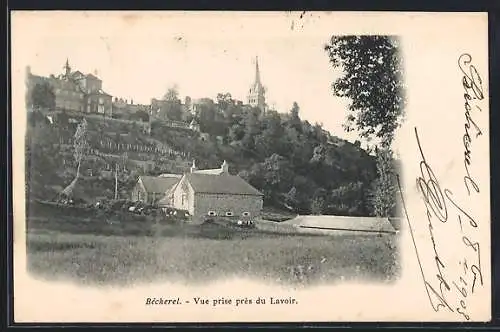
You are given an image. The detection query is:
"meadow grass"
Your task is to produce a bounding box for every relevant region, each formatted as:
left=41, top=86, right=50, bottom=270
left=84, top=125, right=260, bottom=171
left=26, top=215, right=401, bottom=287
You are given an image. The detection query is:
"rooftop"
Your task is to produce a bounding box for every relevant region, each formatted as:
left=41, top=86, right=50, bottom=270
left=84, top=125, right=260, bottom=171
left=185, top=173, right=263, bottom=196
left=139, top=175, right=179, bottom=193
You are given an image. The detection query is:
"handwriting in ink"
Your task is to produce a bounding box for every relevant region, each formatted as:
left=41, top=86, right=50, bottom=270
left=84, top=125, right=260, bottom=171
left=458, top=53, right=483, bottom=195
left=399, top=126, right=484, bottom=321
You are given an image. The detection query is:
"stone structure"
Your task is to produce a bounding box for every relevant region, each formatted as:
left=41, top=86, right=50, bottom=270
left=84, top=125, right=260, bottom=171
left=246, top=56, right=267, bottom=113
left=157, top=160, right=263, bottom=222
left=26, top=59, right=113, bottom=116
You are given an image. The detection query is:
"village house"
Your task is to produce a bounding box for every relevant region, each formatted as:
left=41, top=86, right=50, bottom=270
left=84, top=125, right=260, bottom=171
left=157, top=160, right=263, bottom=222
left=131, top=174, right=181, bottom=205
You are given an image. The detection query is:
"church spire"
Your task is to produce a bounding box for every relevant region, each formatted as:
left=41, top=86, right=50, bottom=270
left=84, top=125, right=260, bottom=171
left=64, top=58, right=71, bottom=77
left=254, top=56, right=261, bottom=85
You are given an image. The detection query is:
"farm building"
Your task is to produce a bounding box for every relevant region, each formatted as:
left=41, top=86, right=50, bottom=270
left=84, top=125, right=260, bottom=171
left=131, top=175, right=181, bottom=205
left=157, top=160, right=264, bottom=222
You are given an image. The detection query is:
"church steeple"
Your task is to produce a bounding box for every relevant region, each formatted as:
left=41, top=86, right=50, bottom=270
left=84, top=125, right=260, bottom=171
left=247, top=56, right=266, bottom=113
left=63, top=58, right=71, bottom=77
left=254, top=56, right=261, bottom=85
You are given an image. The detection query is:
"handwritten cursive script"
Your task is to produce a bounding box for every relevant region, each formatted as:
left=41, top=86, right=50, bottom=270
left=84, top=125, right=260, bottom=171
left=458, top=53, right=484, bottom=195
left=399, top=53, right=485, bottom=320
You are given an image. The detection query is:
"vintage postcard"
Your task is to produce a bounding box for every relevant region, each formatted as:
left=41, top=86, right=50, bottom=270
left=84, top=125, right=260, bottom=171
left=11, top=11, right=490, bottom=323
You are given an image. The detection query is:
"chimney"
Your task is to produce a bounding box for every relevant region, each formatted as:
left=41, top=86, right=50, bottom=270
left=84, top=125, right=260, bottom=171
left=221, top=160, right=228, bottom=173
left=190, top=160, right=197, bottom=173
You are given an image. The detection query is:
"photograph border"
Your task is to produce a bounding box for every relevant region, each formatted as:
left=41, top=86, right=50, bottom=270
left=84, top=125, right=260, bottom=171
left=5, top=3, right=500, bottom=329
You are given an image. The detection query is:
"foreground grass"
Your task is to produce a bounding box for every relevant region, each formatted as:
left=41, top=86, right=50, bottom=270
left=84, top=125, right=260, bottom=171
left=27, top=221, right=401, bottom=287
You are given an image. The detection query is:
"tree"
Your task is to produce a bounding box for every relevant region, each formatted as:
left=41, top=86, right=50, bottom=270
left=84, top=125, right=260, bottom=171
left=325, top=35, right=405, bottom=217
left=163, top=85, right=179, bottom=102
left=324, top=35, right=405, bottom=148
left=30, top=82, right=55, bottom=110
left=368, top=148, right=398, bottom=217
left=216, top=92, right=234, bottom=110
left=288, top=102, right=302, bottom=132
left=160, top=85, right=183, bottom=121
left=327, top=181, right=368, bottom=216
left=311, top=188, right=327, bottom=215
left=58, top=118, right=89, bottom=200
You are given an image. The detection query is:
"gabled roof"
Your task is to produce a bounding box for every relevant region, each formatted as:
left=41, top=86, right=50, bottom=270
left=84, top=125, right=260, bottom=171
left=286, top=216, right=397, bottom=234
left=86, top=73, right=101, bottom=80
left=70, top=71, right=85, bottom=79
left=184, top=173, right=263, bottom=196
left=139, top=176, right=180, bottom=194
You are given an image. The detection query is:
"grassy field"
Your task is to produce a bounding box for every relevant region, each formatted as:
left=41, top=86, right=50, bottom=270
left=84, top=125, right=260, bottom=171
left=26, top=203, right=401, bottom=287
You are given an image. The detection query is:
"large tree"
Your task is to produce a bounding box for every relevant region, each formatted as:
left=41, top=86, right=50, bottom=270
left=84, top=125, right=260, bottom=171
left=161, top=85, right=183, bottom=121
left=325, top=35, right=405, bottom=217
left=324, top=35, right=405, bottom=148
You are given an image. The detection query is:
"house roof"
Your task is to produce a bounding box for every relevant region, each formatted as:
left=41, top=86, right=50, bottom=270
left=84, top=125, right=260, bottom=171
left=86, top=73, right=101, bottom=80
left=70, top=71, right=85, bottom=79
left=139, top=176, right=180, bottom=194
left=286, top=216, right=397, bottom=234
left=184, top=173, right=263, bottom=196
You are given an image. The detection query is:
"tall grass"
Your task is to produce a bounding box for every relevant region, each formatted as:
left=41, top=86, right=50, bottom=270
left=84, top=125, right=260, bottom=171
left=27, top=226, right=400, bottom=287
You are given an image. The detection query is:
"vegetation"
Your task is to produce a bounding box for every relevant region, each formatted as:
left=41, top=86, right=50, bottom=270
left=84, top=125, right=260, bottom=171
left=27, top=223, right=400, bottom=286
left=26, top=96, right=380, bottom=215
left=324, top=35, right=406, bottom=217
left=28, top=82, right=56, bottom=110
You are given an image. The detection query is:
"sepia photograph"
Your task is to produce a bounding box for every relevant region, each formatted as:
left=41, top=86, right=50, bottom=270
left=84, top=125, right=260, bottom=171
left=11, top=11, right=491, bottom=323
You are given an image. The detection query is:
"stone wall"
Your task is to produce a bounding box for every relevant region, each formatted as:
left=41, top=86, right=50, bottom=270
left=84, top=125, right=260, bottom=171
left=192, top=193, right=263, bottom=220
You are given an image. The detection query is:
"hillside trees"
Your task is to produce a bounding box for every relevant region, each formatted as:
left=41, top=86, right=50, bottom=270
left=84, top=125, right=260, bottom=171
left=25, top=82, right=378, bottom=214
left=325, top=35, right=405, bottom=217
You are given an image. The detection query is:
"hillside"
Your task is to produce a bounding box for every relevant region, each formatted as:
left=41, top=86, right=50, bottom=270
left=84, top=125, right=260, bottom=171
left=25, top=102, right=378, bottom=216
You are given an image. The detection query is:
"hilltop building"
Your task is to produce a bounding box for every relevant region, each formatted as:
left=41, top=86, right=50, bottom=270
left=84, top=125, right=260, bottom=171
left=246, top=56, right=267, bottom=113
left=26, top=59, right=113, bottom=116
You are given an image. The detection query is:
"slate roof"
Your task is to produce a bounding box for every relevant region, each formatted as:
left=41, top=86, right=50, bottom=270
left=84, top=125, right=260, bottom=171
left=185, top=173, right=263, bottom=196
left=139, top=176, right=180, bottom=194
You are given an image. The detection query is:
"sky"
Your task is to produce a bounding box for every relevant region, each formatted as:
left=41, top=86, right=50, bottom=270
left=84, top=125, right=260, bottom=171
left=14, top=11, right=362, bottom=142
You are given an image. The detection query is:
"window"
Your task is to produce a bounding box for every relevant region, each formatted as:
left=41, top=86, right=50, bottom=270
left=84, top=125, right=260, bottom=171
left=181, top=193, right=187, bottom=206
left=225, top=211, right=234, bottom=217
left=208, top=211, right=217, bottom=217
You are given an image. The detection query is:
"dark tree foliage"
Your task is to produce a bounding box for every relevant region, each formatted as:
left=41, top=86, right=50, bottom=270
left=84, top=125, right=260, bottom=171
left=368, top=148, right=399, bottom=217
left=30, top=82, right=56, bottom=110
left=324, top=35, right=405, bottom=148
left=325, top=35, right=406, bottom=217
